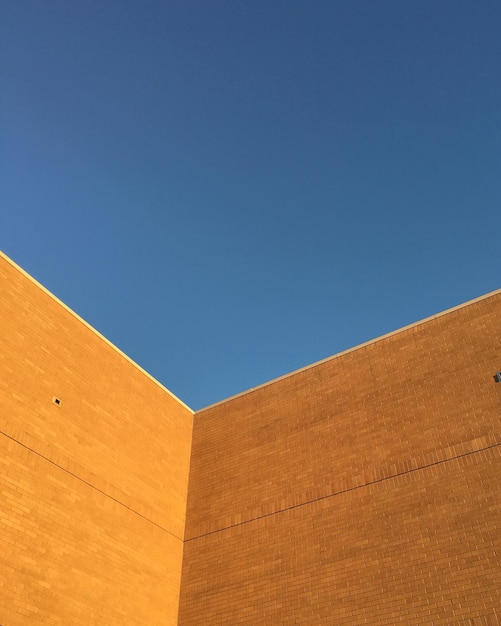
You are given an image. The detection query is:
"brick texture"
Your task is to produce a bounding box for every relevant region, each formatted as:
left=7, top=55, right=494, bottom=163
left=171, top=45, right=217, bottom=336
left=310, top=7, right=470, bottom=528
left=0, top=254, right=193, bottom=625
left=180, top=448, right=501, bottom=624
left=2, top=251, right=501, bottom=625
left=1, top=437, right=184, bottom=625
left=179, top=290, right=501, bottom=624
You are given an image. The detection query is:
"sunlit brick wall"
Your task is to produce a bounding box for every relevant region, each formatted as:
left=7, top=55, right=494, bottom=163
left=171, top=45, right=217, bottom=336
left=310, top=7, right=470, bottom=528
left=2, top=250, right=500, bottom=625
left=179, top=290, right=501, bottom=624
left=0, top=254, right=193, bottom=625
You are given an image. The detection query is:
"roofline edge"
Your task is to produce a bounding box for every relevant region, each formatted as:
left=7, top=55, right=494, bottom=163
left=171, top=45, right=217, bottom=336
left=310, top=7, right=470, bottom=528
left=196, top=286, right=501, bottom=414
left=0, top=251, right=194, bottom=415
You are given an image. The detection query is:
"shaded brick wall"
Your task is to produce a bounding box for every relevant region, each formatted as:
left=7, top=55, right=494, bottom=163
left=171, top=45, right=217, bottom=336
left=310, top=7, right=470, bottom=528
left=0, top=254, right=193, bottom=625
left=179, top=291, right=501, bottom=624
left=180, top=448, right=501, bottom=624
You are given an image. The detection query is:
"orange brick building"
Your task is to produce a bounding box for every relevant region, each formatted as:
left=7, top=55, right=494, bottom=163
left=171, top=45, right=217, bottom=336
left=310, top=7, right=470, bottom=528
left=1, top=250, right=500, bottom=625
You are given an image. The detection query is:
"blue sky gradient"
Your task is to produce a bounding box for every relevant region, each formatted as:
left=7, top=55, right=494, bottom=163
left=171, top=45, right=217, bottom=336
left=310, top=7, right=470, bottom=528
left=2, top=1, right=500, bottom=408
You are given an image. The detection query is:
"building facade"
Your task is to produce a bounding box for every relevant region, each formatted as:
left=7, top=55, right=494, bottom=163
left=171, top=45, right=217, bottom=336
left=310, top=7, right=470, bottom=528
left=1, top=251, right=500, bottom=624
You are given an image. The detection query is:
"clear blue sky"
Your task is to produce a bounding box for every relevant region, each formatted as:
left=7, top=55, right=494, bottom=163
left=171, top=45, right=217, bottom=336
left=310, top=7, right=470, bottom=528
left=1, top=1, right=500, bottom=409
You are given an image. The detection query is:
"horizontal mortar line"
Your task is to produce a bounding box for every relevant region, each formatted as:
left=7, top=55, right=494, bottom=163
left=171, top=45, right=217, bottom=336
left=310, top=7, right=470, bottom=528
left=0, top=429, right=183, bottom=542
left=185, top=441, right=501, bottom=542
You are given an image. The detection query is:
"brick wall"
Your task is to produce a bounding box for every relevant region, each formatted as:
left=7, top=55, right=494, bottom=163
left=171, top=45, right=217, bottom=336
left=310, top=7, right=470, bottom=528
left=179, top=290, right=501, bottom=624
left=2, top=250, right=500, bottom=624
left=0, top=254, right=193, bottom=625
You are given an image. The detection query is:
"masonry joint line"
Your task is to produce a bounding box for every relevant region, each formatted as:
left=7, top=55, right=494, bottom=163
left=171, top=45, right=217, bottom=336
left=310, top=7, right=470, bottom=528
left=185, top=441, right=501, bottom=542
left=0, top=429, right=182, bottom=541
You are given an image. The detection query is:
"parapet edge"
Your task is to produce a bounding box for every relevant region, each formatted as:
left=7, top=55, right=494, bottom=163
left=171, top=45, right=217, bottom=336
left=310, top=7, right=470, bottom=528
left=197, top=286, right=501, bottom=414
left=0, top=251, right=194, bottom=415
